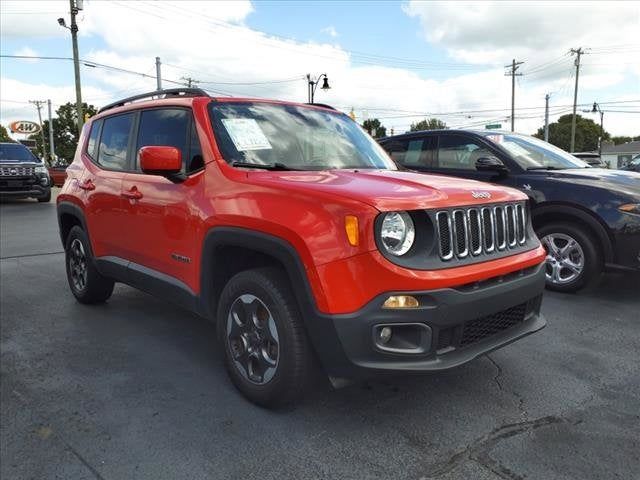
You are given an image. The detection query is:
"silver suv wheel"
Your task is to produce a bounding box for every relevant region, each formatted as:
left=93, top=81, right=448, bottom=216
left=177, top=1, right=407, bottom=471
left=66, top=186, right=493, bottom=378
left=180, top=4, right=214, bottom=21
left=541, top=233, right=585, bottom=285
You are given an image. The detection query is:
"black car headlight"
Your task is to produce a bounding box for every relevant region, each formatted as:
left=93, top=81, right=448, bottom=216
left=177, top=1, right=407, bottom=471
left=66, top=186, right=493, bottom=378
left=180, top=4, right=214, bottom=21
left=379, top=211, right=415, bottom=256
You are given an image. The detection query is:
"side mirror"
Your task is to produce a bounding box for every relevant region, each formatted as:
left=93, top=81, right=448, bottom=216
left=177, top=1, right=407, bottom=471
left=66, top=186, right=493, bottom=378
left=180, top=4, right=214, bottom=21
left=475, top=156, right=508, bottom=173
left=139, top=146, right=182, bottom=176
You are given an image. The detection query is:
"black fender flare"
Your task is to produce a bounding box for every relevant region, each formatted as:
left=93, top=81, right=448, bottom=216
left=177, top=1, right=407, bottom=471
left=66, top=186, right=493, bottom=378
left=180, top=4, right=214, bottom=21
left=199, top=227, right=349, bottom=370
left=531, top=203, right=613, bottom=263
left=56, top=201, right=89, bottom=251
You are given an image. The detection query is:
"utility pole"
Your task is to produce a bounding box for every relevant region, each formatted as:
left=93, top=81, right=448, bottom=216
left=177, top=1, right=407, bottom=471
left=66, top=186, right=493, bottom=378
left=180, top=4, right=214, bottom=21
left=156, top=57, right=162, bottom=90
left=47, top=99, right=56, bottom=163
left=29, top=100, right=48, bottom=162
left=569, top=47, right=584, bottom=153
left=505, top=59, right=523, bottom=132
left=544, top=93, right=550, bottom=142
left=70, top=0, right=83, bottom=134
left=181, top=76, right=198, bottom=88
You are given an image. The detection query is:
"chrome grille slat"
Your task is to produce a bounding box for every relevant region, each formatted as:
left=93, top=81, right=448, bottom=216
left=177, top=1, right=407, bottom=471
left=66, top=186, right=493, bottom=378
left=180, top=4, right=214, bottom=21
left=435, top=202, right=528, bottom=261
left=0, top=166, right=36, bottom=177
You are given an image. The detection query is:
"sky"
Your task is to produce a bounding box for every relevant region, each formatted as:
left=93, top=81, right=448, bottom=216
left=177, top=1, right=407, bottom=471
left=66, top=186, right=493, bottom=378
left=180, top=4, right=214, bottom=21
left=1, top=0, right=639, bottom=140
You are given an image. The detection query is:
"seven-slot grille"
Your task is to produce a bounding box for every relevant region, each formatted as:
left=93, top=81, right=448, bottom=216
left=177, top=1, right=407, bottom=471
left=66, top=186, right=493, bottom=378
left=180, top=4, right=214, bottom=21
left=0, top=166, right=36, bottom=177
left=435, top=203, right=527, bottom=261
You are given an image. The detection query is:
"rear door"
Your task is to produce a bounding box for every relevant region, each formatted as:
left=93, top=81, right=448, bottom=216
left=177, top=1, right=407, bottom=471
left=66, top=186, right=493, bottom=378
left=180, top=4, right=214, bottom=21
left=120, top=107, right=205, bottom=291
left=81, top=113, right=135, bottom=259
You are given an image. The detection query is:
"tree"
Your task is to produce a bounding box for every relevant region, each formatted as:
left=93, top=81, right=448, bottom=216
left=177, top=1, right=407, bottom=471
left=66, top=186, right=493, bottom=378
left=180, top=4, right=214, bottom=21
left=0, top=125, right=14, bottom=142
left=610, top=135, right=640, bottom=145
left=410, top=118, right=447, bottom=131
left=29, top=102, right=97, bottom=165
left=533, top=114, right=610, bottom=152
left=361, top=118, right=387, bottom=138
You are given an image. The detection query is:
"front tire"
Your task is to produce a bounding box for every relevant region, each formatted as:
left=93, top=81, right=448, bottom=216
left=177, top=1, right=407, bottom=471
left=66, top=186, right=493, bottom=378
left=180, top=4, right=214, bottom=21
left=65, top=226, right=115, bottom=304
left=537, top=222, right=602, bottom=292
left=217, top=267, right=313, bottom=408
left=37, top=190, right=51, bottom=203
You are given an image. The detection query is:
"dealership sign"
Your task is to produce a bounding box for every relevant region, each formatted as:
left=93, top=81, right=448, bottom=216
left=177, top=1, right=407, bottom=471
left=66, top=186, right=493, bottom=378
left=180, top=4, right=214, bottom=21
left=9, top=120, right=41, bottom=134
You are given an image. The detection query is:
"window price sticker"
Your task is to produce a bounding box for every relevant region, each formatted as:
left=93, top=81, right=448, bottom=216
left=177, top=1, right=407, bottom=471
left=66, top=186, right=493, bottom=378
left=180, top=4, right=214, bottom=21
left=221, top=118, right=273, bottom=151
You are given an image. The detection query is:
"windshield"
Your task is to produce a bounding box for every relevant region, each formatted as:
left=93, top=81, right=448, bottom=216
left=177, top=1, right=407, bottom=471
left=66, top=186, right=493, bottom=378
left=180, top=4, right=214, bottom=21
left=0, top=143, right=40, bottom=163
left=209, top=102, right=396, bottom=171
left=484, top=133, right=590, bottom=170
left=630, top=155, right=640, bottom=167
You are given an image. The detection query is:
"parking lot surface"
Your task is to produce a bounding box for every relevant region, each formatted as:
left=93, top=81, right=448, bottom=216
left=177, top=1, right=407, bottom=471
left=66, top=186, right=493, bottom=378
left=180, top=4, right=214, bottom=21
left=1, top=194, right=639, bottom=480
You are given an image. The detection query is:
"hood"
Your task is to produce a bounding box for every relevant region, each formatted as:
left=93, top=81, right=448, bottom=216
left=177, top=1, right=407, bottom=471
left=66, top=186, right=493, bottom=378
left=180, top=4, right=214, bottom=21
left=251, top=169, right=526, bottom=211
left=543, top=168, right=640, bottom=198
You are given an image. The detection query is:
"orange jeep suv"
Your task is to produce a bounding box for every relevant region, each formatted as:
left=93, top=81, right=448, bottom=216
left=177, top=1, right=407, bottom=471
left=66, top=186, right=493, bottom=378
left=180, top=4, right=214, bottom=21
left=57, top=89, right=546, bottom=407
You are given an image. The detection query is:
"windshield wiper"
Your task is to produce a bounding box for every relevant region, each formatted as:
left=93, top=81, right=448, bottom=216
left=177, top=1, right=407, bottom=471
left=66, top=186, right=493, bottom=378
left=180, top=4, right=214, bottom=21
left=231, top=161, right=300, bottom=171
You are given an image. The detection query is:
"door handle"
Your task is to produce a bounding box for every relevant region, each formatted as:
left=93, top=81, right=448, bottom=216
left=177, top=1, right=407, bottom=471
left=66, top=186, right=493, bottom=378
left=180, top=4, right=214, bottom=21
left=122, top=187, right=143, bottom=200
left=78, top=179, right=95, bottom=191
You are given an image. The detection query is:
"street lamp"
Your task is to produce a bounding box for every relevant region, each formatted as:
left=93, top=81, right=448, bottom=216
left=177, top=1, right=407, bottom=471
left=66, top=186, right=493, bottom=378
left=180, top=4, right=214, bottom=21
left=583, top=102, right=604, bottom=156
left=306, top=73, right=330, bottom=104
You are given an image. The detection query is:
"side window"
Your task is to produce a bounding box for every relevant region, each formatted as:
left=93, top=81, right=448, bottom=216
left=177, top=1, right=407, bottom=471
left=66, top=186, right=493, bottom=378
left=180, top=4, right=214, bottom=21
left=187, top=123, right=204, bottom=173
left=136, top=108, right=189, bottom=171
left=86, top=119, right=102, bottom=160
left=98, top=113, right=134, bottom=171
left=382, top=138, right=434, bottom=168
left=436, top=135, right=491, bottom=170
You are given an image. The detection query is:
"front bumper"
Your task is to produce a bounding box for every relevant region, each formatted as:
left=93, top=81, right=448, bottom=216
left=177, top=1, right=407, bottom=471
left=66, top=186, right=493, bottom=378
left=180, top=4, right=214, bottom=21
left=311, top=262, right=546, bottom=378
left=0, top=177, right=50, bottom=199
left=609, top=213, right=640, bottom=270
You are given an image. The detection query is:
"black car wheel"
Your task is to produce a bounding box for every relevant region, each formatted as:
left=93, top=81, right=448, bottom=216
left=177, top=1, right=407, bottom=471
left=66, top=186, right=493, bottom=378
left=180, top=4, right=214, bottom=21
left=217, top=267, right=313, bottom=408
left=65, top=226, right=115, bottom=303
left=537, top=222, right=602, bottom=292
left=37, top=190, right=51, bottom=203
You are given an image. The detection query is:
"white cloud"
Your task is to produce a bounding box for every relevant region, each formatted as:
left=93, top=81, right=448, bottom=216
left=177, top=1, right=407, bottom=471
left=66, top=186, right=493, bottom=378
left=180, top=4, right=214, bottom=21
left=2, top=1, right=639, bottom=137
left=321, top=26, right=339, bottom=38
left=13, top=46, right=39, bottom=63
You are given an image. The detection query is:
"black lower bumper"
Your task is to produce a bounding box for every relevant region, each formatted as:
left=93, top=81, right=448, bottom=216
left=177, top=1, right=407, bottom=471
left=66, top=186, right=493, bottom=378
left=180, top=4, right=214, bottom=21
left=310, top=263, right=546, bottom=378
left=0, top=185, right=50, bottom=199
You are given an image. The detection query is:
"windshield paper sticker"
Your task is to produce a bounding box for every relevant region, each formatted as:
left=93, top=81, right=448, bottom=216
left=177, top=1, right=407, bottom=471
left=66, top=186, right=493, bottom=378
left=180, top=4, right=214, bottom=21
left=221, top=118, right=272, bottom=151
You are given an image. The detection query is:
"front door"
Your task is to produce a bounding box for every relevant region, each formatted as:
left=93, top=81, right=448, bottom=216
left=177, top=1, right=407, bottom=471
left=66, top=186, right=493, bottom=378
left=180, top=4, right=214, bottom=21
left=120, top=107, right=205, bottom=292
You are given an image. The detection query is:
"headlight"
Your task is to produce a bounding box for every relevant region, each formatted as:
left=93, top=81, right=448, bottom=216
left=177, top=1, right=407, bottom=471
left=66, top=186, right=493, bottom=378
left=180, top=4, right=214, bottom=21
left=380, top=211, right=415, bottom=256
left=619, top=203, right=640, bottom=216
left=35, top=165, right=48, bottom=175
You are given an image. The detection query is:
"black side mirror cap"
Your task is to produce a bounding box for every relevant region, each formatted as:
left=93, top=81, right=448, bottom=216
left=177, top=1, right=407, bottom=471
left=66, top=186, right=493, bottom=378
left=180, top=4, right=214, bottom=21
left=475, top=156, right=508, bottom=173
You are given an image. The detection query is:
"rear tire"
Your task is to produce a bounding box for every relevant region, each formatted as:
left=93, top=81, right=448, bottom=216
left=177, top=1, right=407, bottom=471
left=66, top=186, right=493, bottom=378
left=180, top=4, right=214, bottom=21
left=537, top=222, right=602, bottom=293
left=65, top=226, right=115, bottom=304
left=217, top=267, right=313, bottom=408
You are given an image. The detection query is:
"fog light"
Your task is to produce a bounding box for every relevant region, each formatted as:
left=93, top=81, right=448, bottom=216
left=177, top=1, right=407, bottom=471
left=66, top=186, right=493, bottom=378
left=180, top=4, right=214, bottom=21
left=383, top=295, right=419, bottom=309
left=40, top=177, right=49, bottom=186
left=379, top=327, right=393, bottom=344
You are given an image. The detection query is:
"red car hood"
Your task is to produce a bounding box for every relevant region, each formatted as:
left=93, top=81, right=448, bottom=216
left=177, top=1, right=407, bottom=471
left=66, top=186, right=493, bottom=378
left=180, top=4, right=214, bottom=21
left=252, top=169, right=526, bottom=211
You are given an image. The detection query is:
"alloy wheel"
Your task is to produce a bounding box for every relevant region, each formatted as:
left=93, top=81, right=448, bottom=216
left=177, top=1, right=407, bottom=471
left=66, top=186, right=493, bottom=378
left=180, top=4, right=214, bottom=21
left=69, top=238, right=88, bottom=292
left=541, top=233, right=585, bottom=285
left=226, top=294, right=280, bottom=385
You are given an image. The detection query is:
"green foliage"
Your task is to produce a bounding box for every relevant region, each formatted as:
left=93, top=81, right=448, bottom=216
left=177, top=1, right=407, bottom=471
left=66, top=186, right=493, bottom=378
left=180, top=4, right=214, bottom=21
left=361, top=118, right=387, bottom=138
left=29, top=102, right=97, bottom=165
left=533, top=114, right=610, bottom=152
left=410, top=118, right=447, bottom=131
left=0, top=124, right=14, bottom=142
left=610, top=135, right=640, bottom=145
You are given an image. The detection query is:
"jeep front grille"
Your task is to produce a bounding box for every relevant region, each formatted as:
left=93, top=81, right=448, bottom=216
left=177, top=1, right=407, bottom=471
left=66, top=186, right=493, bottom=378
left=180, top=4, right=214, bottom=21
left=435, top=203, right=527, bottom=261
left=0, top=166, right=36, bottom=177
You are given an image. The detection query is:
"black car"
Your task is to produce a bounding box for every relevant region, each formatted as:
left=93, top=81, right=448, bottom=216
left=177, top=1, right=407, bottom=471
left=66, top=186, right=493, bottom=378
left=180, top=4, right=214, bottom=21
left=379, top=130, right=640, bottom=292
left=623, top=154, right=640, bottom=172
left=572, top=152, right=608, bottom=168
left=0, top=142, right=51, bottom=202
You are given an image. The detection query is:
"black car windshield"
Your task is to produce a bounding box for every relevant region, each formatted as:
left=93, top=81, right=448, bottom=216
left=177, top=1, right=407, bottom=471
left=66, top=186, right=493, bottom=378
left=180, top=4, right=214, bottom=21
left=630, top=155, right=640, bottom=167
left=209, top=102, right=396, bottom=171
left=483, top=133, right=590, bottom=170
left=0, top=143, right=39, bottom=163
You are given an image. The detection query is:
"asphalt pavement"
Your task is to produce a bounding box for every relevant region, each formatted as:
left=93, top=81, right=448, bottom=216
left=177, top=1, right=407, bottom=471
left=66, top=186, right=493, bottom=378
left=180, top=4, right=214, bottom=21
left=1, top=192, right=639, bottom=480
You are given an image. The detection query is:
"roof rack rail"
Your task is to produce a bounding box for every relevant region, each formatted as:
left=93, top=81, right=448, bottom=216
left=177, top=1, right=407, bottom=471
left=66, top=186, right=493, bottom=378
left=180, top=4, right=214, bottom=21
left=306, top=102, right=336, bottom=110
left=98, top=88, right=210, bottom=114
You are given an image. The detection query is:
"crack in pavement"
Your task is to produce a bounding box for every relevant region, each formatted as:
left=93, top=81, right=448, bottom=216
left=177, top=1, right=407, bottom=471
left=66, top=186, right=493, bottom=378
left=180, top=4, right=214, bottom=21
left=420, top=415, right=568, bottom=480
left=487, top=355, right=528, bottom=421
